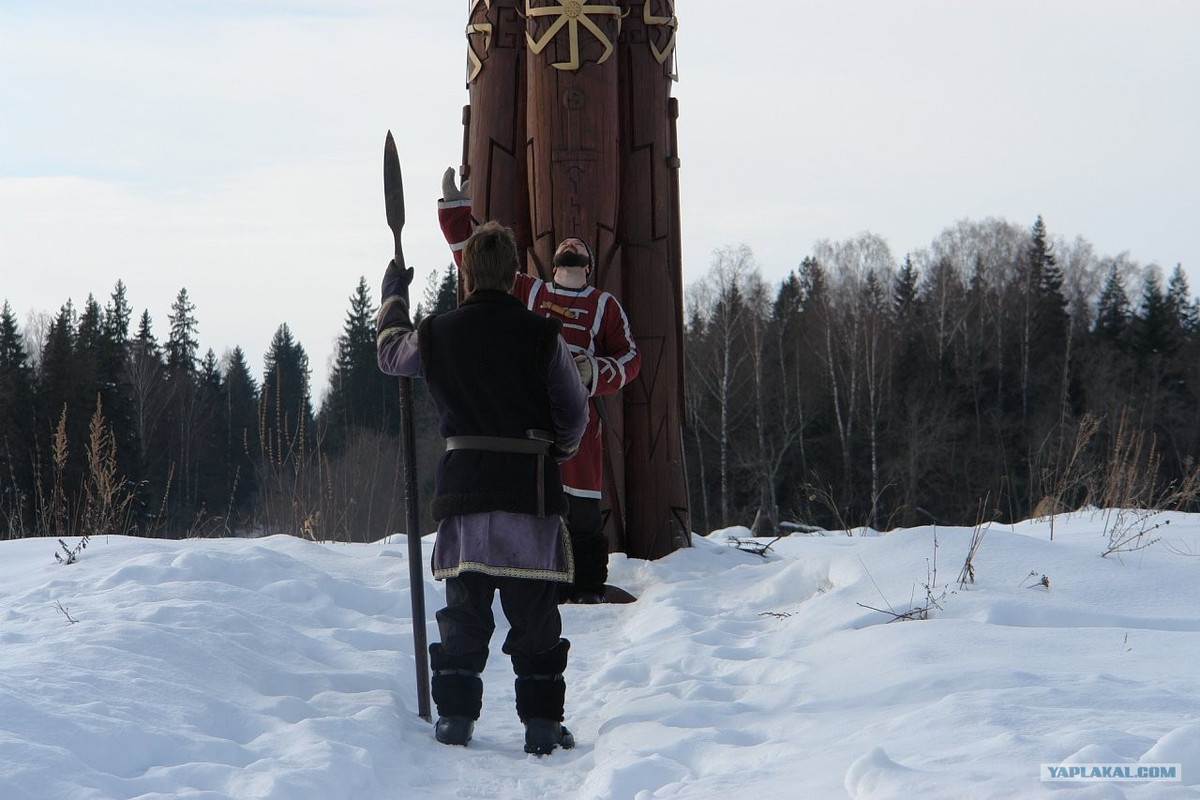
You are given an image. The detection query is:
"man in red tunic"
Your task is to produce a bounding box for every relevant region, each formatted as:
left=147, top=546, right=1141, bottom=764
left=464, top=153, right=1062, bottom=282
left=439, top=169, right=642, bottom=603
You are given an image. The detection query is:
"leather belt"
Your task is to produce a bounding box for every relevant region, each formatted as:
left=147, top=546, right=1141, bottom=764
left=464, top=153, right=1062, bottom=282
left=445, top=430, right=553, bottom=516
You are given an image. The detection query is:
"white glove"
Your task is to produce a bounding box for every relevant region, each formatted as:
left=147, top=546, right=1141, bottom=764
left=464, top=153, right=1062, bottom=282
left=442, top=167, right=470, bottom=202
left=573, top=353, right=594, bottom=391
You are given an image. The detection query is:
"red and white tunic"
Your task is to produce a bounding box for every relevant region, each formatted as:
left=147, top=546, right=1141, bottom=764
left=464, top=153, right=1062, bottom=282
left=439, top=200, right=641, bottom=498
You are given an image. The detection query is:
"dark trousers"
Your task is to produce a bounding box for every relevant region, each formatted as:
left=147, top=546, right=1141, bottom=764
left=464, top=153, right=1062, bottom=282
left=431, top=572, right=570, bottom=722
left=436, top=571, right=562, bottom=662
left=564, top=495, right=608, bottom=595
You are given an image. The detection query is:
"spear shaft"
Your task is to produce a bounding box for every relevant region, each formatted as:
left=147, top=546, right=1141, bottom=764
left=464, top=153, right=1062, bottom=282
left=384, top=130, right=431, bottom=722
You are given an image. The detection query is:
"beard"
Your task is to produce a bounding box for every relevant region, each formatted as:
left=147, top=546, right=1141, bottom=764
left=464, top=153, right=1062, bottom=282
left=553, top=251, right=591, bottom=268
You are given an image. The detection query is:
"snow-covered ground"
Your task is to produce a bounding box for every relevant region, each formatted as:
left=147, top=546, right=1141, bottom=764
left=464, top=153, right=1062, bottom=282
left=3, top=512, right=1199, bottom=799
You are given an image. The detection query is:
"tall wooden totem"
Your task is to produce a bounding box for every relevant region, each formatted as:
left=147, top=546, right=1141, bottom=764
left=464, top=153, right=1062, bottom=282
left=460, top=0, right=690, bottom=560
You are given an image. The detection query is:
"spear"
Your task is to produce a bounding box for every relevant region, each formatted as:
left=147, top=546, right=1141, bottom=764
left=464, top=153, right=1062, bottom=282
left=384, top=130, right=431, bottom=722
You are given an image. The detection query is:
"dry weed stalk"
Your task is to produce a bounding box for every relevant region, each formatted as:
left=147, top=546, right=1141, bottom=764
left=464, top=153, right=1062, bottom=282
left=82, top=396, right=135, bottom=537
left=146, top=462, right=176, bottom=537
left=725, top=535, right=782, bottom=557
left=1042, top=414, right=1101, bottom=540
left=1100, top=409, right=1159, bottom=511
left=804, top=478, right=851, bottom=534
left=1, top=441, right=31, bottom=539
left=856, top=531, right=947, bottom=622
left=253, top=373, right=337, bottom=540
left=49, top=405, right=70, bottom=537
left=1019, top=571, right=1050, bottom=590
left=958, top=496, right=992, bottom=589
left=54, top=600, right=80, bottom=624
left=1098, top=414, right=1200, bottom=557
left=55, top=534, right=89, bottom=564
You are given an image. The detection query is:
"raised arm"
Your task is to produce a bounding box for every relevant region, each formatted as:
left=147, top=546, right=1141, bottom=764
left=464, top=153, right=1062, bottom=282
left=437, top=168, right=473, bottom=270
left=376, top=259, right=421, bottom=378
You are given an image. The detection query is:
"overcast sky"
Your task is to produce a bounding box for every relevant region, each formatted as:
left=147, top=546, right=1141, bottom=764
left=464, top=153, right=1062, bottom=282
left=2, top=1, right=1197, bottom=398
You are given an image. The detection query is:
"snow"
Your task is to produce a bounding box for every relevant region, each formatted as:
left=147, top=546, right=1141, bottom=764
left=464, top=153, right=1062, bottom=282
left=3, top=513, right=1200, bottom=799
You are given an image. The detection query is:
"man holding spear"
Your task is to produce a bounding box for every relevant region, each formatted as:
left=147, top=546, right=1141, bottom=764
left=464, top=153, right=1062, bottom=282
left=376, top=208, right=588, bottom=754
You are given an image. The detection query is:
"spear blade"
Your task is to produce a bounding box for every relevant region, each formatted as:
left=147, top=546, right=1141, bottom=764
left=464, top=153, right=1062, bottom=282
left=384, top=130, right=406, bottom=267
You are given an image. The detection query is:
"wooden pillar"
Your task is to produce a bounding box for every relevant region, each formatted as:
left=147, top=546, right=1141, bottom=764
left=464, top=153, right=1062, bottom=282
left=456, top=0, right=691, bottom=558
left=525, top=0, right=629, bottom=551
left=524, top=1, right=622, bottom=278
left=463, top=0, right=530, bottom=256
left=617, top=1, right=691, bottom=558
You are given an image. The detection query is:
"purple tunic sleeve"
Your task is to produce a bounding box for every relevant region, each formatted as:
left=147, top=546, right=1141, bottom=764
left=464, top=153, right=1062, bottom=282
left=377, top=328, right=422, bottom=378
left=375, top=274, right=422, bottom=377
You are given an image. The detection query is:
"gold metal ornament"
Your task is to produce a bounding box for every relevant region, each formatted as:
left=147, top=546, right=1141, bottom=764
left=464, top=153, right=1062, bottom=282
left=525, top=1, right=626, bottom=71
left=644, top=1, right=678, bottom=74
left=466, top=0, right=494, bottom=84
left=466, top=22, right=494, bottom=83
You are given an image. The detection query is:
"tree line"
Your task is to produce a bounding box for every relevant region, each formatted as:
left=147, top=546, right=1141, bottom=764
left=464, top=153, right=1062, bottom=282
left=0, top=265, right=459, bottom=542
left=684, top=216, right=1200, bottom=533
left=2, top=217, right=1197, bottom=542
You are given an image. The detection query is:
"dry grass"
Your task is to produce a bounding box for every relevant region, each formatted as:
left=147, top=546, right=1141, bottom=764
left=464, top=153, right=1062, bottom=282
left=957, top=496, right=992, bottom=589
left=1096, top=411, right=1200, bottom=557
left=81, top=396, right=135, bottom=537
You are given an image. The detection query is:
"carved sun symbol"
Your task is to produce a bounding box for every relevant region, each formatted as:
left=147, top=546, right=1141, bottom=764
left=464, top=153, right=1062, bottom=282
left=525, top=1, right=626, bottom=71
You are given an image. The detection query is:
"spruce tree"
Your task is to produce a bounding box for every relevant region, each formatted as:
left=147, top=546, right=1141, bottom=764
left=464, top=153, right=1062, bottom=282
left=890, top=254, right=927, bottom=405
left=1031, top=217, right=1066, bottom=313
left=72, top=297, right=108, bottom=489
left=199, top=350, right=222, bottom=398
left=162, top=288, right=203, bottom=518
left=1135, top=270, right=1176, bottom=360
left=1028, top=216, right=1069, bottom=352
left=74, top=295, right=103, bottom=404
left=1140, top=265, right=1200, bottom=486
left=105, top=281, right=132, bottom=345
left=321, top=277, right=393, bottom=451
left=127, top=309, right=169, bottom=530
left=193, top=349, right=226, bottom=526
left=165, top=288, right=200, bottom=378
left=892, top=255, right=920, bottom=317
left=134, top=310, right=157, bottom=353
left=432, top=264, right=458, bottom=313
left=767, top=271, right=807, bottom=516
left=1081, top=261, right=1137, bottom=458
left=100, top=282, right=137, bottom=479
left=415, top=264, right=458, bottom=323
left=798, top=256, right=827, bottom=306
left=1166, top=264, right=1199, bottom=335
left=1095, top=262, right=1131, bottom=346
left=36, top=303, right=81, bottom=501
left=0, top=302, right=36, bottom=532
left=221, top=347, right=259, bottom=523
left=38, top=303, right=76, bottom=429
left=1017, top=217, right=1071, bottom=509
left=0, top=302, right=33, bottom=404
left=261, top=323, right=314, bottom=455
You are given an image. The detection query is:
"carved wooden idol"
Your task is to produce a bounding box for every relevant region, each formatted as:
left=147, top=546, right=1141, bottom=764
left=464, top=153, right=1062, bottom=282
left=459, top=0, right=690, bottom=560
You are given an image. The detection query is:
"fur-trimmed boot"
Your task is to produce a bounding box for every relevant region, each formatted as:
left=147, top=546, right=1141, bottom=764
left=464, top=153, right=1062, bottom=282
left=430, top=643, right=487, bottom=746
left=512, top=638, right=575, bottom=755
